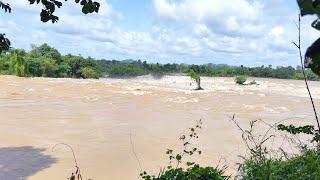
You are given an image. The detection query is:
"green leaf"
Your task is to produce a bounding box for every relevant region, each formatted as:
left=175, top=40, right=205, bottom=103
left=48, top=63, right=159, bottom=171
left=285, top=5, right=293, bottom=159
left=53, top=0, right=62, bottom=8
left=313, top=0, right=320, bottom=9
left=40, top=10, right=50, bottom=22
left=82, top=4, right=89, bottom=14
left=51, top=15, right=59, bottom=23
left=44, top=1, right=55, bottom=13
left=29, top=0, right=36, bottom=4
left=80, top=0, right=86, bottom=5
left=297, top=0, right=315, bottom=16
left=94, top=2, right=100, bottom=12
left=313, top=0, right=320, bottom=14
left=176, top=154, right=182, bottom=161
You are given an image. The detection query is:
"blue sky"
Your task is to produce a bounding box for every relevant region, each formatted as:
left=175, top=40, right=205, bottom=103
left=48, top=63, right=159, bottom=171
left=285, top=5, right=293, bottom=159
left=1, top=0, right=320, bottom=66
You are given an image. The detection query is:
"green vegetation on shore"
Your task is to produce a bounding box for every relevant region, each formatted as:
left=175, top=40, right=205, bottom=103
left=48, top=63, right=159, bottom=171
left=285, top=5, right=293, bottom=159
left=0, top=43, right=319, bottom=80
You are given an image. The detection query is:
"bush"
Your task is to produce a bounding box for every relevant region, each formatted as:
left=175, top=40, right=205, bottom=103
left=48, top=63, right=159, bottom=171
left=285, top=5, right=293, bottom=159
left=141, top=164, right=227, bottom=180
left=238, top=149, right=320, bottom=180
left=141, top=120, right=228, bottom=180
left=79, top=67, right=99, bottom=79
left=235, top=76, right=247, bottom=85
left=235, top=119, right=320, bottom=180
left=238, top=157, right=279, bottom=180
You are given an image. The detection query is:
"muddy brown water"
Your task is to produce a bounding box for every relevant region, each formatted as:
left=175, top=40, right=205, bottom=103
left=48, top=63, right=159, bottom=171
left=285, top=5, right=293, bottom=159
left=0, top=75, right=319, bottom=179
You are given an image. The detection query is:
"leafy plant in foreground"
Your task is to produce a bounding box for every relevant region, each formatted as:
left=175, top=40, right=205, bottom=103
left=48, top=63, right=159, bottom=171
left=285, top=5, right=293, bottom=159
left=238, top=147, right=320, bottom=180
left=52, top=143, right=92, bottom=180
left=140, top=120, right=228, bottom=180
left=231, top=115, right=320, bottom=180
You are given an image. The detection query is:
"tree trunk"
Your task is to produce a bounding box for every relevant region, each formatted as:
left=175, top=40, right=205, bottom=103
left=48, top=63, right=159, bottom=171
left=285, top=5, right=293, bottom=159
left=195, top=78, right=203, bottom=90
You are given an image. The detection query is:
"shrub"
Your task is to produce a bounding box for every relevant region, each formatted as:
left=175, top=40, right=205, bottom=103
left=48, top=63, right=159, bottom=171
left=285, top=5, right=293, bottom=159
left=140, top=120, right=228, bottom=180
left=238, top=149, right=320, bottom=180
left=79, top=67, right=99, bottom=79
left=235, top=76, right=247, bottom=85
left=234, top=117, right=320, bottom=180
left=238, top=157, right=280, bottom=180
left=141, top=164, right=227, bottom=180
left=249, top=80, right=258, bottom=85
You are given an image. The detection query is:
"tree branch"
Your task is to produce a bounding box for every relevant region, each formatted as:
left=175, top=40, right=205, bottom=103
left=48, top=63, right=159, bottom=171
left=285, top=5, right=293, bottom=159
left=293, top=14, right=320, bottom=130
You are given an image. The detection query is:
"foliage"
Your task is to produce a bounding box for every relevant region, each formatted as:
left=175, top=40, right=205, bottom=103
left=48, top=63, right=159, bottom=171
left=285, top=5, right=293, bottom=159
left=1, top=44, right=320, bottom=81
left=237, top=157, right=279, bottom=180
left=150, top=63, right=165, bottom=79
left=238, top=149, right=320, bottom=180
left=140, top=120, right=229, bottom=180
left=0, top=44, right=100, bottom=79
left=11, top=49, right=29, bottom=77
left=188, top=69, right=203, bottom=90
left=298, top=0, right=320, bottom=75
left=232, top=116, right=320, bottom=180
left=108, top=63, right=148, bottom=78
left=188, top=69, right=200, bottom=83
left=141, top=165, right=227, bottom=180
left=0, top=33, right=10, bottom=54
left=0, top=1, right=10, bottom=13
left=277, top=124, right=320, bottom=144
left=182, top=64, right=316, bottom=81
left=0, top=0, right=100, bottom=53
left=0, top=0, right=100, bottom=23
left=235, top=76, right=247, bottom=85
left=79, top=67, right=99, bottom=79
left=297, top=0, right=320, bottom=27
left=305, top=38, right=320, bottom=76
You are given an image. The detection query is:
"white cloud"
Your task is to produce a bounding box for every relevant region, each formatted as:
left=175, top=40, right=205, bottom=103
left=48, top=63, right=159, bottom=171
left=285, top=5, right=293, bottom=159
left=153, top=0, right=264, bottom=36
left=271, top=26, right=284, bottom=37
left=194, top=24, right=211, bottom=37
left=1, top=0, right=320, bottom=66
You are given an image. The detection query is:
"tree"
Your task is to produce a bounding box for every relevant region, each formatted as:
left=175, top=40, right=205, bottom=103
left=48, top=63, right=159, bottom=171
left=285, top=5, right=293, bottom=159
left=0, top=0, right=101, bottom=53
left=30, top=43, right=62, bottom=62
left=0, top=33, right=10, bottom=54
left=235, top=76, right=247, bottom=85
left=80, top=67, right=98, bottom=79
left=188, top=69, right=203, bottom=90
left=13, top=49, right=29, bottom=77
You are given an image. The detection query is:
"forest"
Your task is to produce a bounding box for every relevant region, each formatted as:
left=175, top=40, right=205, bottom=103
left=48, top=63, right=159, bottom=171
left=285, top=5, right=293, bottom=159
left=0, top=43, right=318, bottom=81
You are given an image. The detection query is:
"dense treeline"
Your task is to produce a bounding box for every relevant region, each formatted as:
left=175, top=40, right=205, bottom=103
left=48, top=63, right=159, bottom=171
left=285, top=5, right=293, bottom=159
left=0, top=44, right=100, bottom=79
left=0, top=43, right=318, bottom=80
left=97, top=60, right=319, bottom=80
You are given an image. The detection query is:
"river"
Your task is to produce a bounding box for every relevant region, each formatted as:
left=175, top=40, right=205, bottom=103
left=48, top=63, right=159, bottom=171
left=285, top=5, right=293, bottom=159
left=0, top=75, right=319, bottom=179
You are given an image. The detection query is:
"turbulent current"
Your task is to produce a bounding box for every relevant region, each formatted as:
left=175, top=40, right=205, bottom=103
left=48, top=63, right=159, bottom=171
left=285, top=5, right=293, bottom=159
left=0, top=75, right=319, bottom=179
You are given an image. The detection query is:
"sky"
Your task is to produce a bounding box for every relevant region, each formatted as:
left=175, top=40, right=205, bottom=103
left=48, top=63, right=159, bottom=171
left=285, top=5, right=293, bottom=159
left=0, top=0, right=320, bottom=66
